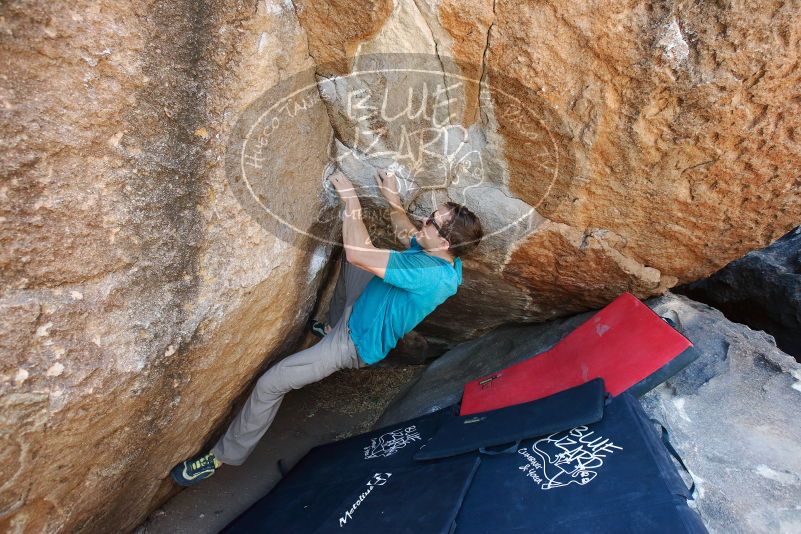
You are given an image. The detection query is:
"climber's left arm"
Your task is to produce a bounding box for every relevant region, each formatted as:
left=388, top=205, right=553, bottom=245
left=329, top=171, right=390, bottom=278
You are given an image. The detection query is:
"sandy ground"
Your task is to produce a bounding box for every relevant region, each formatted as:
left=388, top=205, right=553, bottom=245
left=135, top=364, right=422, bottom=534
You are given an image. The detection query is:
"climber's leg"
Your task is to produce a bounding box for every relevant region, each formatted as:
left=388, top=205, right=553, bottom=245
left=210, top=305, right=363, bottom=466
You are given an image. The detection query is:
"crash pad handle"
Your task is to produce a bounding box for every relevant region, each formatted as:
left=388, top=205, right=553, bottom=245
left=479, top=440, right=521, bottom=455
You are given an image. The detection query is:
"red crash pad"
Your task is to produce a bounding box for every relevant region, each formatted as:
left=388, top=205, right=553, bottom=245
left=459, top=292, right=695, bottom=416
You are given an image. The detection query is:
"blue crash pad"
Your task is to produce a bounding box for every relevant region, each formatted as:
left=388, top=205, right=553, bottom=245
left=452, top=392, right=706, bottom=533
left=223, top=407, right=480, bottom=534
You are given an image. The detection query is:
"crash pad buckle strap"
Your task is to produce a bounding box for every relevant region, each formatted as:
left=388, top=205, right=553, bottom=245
left=478, top=440, right=521, bottom=456
left=660, top=312, right=685, bottom=333
left=651, top=418, right=697, bottom=500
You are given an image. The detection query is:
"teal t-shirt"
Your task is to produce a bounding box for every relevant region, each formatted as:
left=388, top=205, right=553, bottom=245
left=348, top=236, right=462, bottom=365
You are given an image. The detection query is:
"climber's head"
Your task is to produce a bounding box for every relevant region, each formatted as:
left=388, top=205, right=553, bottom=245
left=416, top=201, right=483, bottom=257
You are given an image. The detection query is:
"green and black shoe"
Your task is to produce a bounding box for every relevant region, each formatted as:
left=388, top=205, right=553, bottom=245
left=309, top=318, right=328, bottom=338
left=170, top=451, right=221, bottom=487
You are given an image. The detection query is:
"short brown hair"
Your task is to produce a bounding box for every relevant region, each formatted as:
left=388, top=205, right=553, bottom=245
left=441, top=201, right=483, bottom=256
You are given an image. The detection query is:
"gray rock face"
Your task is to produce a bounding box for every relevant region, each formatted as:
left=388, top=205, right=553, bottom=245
left=641, top=295, right=801, bottom=533
left=378, top=293, right=801, bottom=533
left=677, top=226, right=801, bottom=360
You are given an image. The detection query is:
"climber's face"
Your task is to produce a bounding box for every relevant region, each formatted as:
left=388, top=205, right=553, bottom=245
left=415, top=204, right=453, bottom=252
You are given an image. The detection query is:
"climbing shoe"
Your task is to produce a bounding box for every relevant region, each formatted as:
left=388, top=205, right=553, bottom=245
left=309, top=318, right=328, bottom=338
left=170, top=451, right=221, bottom=487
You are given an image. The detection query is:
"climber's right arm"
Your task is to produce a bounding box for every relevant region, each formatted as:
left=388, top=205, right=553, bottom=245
left=376, top=169, right=417, bottom=248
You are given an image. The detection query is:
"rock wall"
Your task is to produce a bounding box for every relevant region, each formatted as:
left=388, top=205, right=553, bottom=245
left=677, top=225, right=801, bottom=360
left=292, top=0, right=801, bottom=341
left=0, top=0, right=799, bottom=532
left=1, top=1, right=335, bottom=532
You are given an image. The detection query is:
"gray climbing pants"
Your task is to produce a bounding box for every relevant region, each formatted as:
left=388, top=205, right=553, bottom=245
left=211, top=256, right=374, bottom=465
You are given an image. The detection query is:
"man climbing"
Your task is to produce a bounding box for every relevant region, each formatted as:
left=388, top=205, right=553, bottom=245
left=170, top=168, right=484, bottom=486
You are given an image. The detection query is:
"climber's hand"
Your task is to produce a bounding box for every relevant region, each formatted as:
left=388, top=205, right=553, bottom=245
left=329, top=170, right=358, bottom=202
left=376, top=169, right=401, bottom=205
